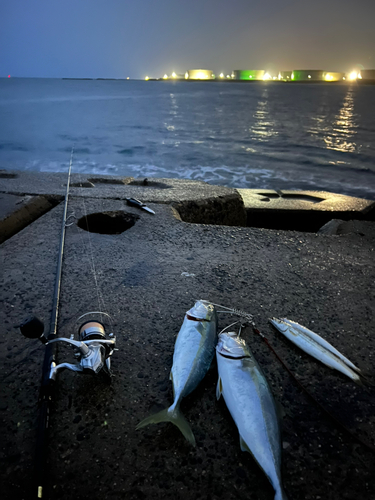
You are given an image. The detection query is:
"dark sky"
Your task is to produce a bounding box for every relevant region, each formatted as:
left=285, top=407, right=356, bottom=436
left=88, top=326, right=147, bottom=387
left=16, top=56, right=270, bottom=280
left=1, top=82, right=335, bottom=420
left=1, top=0, right=374, bottom=79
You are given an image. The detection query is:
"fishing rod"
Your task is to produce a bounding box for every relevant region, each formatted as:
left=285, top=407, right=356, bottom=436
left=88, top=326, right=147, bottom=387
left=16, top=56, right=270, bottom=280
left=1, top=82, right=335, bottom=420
left=19, top=149, right=117, bottom=499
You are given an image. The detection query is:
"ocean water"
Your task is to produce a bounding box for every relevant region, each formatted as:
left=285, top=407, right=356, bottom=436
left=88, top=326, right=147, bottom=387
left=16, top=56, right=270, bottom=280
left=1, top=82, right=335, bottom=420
left=0, top=78, right=374, bottom=200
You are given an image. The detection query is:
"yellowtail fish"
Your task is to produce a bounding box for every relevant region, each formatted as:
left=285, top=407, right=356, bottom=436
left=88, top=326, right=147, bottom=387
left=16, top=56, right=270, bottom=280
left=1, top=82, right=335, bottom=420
left=216, top=332, right=288, bottom=500
left=270, top=318, right=362, bottom=383
left=136, top=300, right=217, bottom=446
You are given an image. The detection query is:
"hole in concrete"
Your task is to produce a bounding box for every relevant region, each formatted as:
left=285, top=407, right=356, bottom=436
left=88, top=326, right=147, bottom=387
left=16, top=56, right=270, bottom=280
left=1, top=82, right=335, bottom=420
left=128, top=178, right=171, bottom=189
left=87, top=177, right=128, bottom=185
left=256, top=192, right=324, bottom=203
left=70, top=181, right=95, bottom=188
left=77, top=211, right=139, bottom=234
left=0, top=171, right=18, bottom=179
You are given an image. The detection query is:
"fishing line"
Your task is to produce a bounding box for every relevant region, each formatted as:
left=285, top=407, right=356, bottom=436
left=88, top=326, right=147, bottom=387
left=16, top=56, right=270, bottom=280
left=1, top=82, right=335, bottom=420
left=218, top=320, right=242, bottom=336
left=76, top=170, right=108, bottom=324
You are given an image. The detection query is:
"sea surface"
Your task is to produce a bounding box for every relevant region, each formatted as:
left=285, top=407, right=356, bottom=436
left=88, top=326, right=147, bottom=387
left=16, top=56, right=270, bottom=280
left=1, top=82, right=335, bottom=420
left=1, top=78, right=374, bottom=200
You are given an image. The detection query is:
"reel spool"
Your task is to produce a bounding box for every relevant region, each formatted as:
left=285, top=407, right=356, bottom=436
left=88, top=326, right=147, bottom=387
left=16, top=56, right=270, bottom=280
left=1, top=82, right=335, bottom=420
left=79, top=320, right=106, bottom=342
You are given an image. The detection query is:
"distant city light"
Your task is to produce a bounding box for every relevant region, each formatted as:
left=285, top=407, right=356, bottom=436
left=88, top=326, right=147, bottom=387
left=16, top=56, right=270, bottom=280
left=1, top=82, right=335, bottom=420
left=358, top=72, right=362, bottom=79
left=163, top=74, right=168, bottom=79
left=127, top=77, right=129, bottom=80
left=8, top=75, right=11, bottom=78
left=325, top=73, right=334, bottom=81
left=349, top=71, right=358, bottom=80
left=263, top=72, right=271, bottom=80
left=145, top=76, right=149, bottom=80
left=172, top=72, right=177, bottom=78
left=308, top=75, right=311, bottom=79
left=219, top=73, right=224, bottom=78
left=226, top=75, right=230, bottom=78
left=185, top=72, right=189, bottom=79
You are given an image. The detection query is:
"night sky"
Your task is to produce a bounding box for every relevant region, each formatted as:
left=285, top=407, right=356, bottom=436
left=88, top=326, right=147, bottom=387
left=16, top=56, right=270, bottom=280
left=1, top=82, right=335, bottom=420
left=1, top=0, right=374, bottom=79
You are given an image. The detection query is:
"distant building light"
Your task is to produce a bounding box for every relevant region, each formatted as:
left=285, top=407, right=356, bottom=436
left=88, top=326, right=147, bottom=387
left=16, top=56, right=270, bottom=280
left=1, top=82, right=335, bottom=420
left=325, top=74, right=334, bottom=81
left=358, top=72, right=362, bottom=79
left=145, top=76, right=149, bottom=81
left=172, top=72, right=177, bottom=78
left=163, top=74, right=168, bottom=79
left=287, top=75, right=290, bottom=79
left=249, top=75, right=252, bottom=78
left=349, top=71, right=358, bottom=80
left=291, top=73, right=294, bottom=80
left=263, top=72, right=271, bottom=80
left=185, top=72, right=189, bottom=79
left=226, top=75, right=230, bottom=78
left=343, top=76, right=346, bottom=80
left=127, top=77, right=129, bottom=80
left=219, top=73, right=224, bottom=78
left=308, top=75, right=311, bottom=79
left=273, top=76, right=277, bottom=80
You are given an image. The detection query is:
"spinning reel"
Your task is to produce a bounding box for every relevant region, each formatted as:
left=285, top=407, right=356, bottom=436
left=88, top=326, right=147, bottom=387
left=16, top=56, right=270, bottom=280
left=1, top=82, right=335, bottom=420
left=19, top=312, right=116, bottom=380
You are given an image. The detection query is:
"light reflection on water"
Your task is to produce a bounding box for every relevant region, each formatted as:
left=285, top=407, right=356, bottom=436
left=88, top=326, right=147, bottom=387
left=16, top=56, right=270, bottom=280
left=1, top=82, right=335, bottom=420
left=324, top=88, right=358, bottom=153
left=250, top=89, right=278, bottom=141
left=309, top=88, right=359, bottom=154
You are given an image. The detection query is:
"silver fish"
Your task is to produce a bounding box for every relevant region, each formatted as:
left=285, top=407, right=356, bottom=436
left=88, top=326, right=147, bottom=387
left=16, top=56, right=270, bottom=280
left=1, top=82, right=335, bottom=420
left=216, top=332, right=288, bottom=500
left=136, top=300, right=218, bottom=446
left=270, top=318, right=362, bottom=383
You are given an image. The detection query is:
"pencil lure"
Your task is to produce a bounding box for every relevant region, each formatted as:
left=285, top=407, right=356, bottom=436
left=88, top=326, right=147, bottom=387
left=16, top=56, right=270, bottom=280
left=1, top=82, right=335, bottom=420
left=270, top=318, right=362, bottom=383
left=136, top=300, right=218, bottom=445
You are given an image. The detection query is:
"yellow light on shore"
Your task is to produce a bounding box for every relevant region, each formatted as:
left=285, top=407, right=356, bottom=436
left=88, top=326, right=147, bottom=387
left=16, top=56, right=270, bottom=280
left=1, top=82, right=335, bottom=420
left=163, top=74, right=168, bottom=79
left=263, top=72, right=271, bottom=80
left=325, top=73, right=334, bottom=81
left=185, top=72, right=189, bottom=79
left=358, top=72, right=362, bottom=79
left=145, top=76, right=149, bottom=81
left=172, top=72, right=177, bottom=78
left=219, top=73, right=224, bottom=78
left=349, top=71, right=358, bottom=80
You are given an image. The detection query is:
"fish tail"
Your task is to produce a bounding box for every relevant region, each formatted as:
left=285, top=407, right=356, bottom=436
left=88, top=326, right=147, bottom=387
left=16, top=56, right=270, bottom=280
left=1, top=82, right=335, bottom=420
left=136, top=406, right=196, bottom=446
left=274, top=487, right=289, bottom=500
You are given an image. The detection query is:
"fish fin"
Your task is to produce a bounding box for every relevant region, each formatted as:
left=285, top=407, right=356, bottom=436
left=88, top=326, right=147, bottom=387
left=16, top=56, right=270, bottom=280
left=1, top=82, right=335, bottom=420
left=275, top=400, right=286, bottom=420
left=136, top=407, right=196, bottom=446
left=239, top=435, right=251, bottom=453
left=216, top=377, right=222, bottom=400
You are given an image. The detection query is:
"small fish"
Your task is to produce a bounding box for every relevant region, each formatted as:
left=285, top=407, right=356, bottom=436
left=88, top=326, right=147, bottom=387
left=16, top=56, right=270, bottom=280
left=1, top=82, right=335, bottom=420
left=216, top=332, right=288, bottom=500
left=136, top=300, right=218, bottom=445
left=270, top=318, right=362, bottom=383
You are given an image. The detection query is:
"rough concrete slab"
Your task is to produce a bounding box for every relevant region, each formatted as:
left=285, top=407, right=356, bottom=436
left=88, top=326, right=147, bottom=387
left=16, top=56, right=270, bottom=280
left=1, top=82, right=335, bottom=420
left=0, top=169, right=241, bottom=204
left=1, top=193, right=375, bottom=500
left=239, top=189, right=375, bottom=232
left=0, top=170, right=246, bottom=228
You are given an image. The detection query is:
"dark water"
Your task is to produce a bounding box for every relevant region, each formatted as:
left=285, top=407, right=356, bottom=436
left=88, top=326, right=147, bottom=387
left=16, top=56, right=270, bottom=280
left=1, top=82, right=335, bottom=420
left=1, top=78, right=374, bottom=199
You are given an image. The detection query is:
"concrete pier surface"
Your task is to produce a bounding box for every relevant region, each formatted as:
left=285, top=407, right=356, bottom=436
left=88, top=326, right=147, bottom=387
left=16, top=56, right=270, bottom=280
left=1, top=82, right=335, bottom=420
left=1, top=170, right=375, bottom=500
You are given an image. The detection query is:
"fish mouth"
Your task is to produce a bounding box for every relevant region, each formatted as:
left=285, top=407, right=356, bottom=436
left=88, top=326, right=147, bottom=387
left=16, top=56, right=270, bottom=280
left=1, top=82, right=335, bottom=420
left=186, top=314, right=208, bottom=322
left=216, top=344, right=250, bottom=360
left=217, top=350, right=250, bottom=360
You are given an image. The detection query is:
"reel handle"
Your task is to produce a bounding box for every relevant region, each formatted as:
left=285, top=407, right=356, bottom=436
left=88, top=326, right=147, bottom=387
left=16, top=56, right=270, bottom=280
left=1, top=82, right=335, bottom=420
left=19, top=316, right=47, bottom=344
